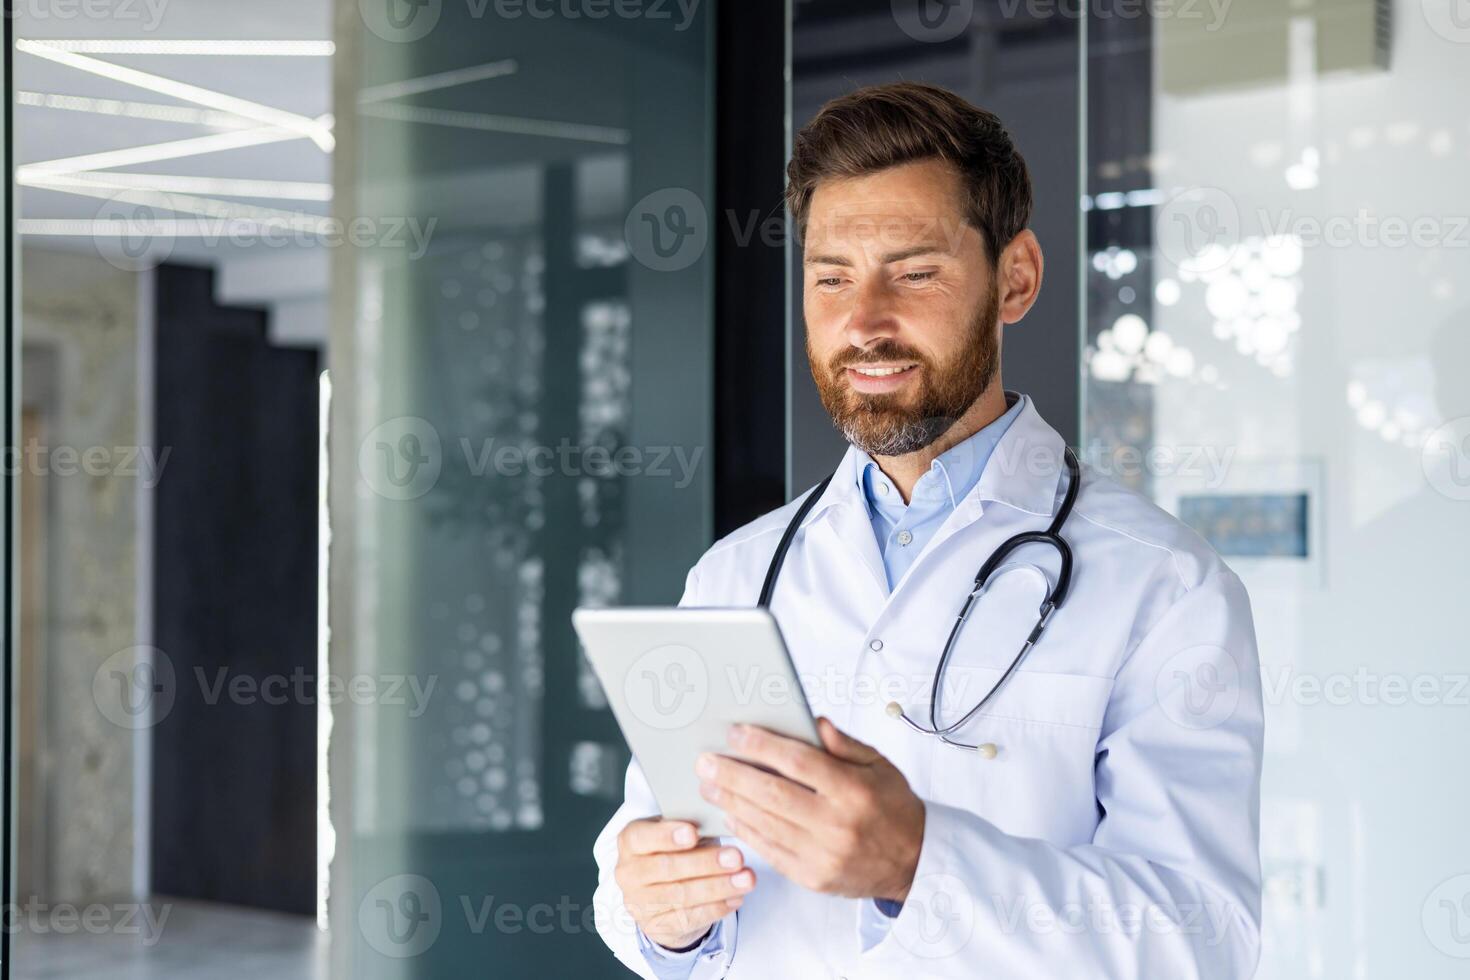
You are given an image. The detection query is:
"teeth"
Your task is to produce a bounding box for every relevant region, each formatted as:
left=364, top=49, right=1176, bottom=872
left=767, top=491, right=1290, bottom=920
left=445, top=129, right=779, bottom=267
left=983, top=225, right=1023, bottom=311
left=852, top=364, right=916, bottom=377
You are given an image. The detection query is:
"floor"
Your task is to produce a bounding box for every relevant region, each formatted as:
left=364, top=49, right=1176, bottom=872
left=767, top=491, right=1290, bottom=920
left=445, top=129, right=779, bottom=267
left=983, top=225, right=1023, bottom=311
left=11, top=898, right=325, bottom=980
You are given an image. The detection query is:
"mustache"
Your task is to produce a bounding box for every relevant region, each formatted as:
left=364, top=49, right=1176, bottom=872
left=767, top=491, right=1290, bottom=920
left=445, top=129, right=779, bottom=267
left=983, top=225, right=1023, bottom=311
left=830, top=342, right=928, bottom=372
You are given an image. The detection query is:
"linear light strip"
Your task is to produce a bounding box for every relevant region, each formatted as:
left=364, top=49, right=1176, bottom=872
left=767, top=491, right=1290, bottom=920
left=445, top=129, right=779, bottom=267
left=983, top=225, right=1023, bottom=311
left=19, top=126, right=305, bottom=175
left=19, top=177, right=331, bottom=229
left=16, top=90, right=258, bottom=128
left=358, top=58, right=519, bottom=104
left=359, top=101, right=630, bottom=145
left=23, top=39, right=335, bottom=56
left=19, top=217, right=337, bottom=237
left=24, top=170, right=332, bottom=202
left=16, top=40, right=334, bottom=151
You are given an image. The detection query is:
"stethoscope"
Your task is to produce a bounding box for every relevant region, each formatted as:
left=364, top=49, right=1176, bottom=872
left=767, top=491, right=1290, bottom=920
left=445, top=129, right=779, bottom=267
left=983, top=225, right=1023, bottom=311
left=758, top=445, right=1081, bottom=753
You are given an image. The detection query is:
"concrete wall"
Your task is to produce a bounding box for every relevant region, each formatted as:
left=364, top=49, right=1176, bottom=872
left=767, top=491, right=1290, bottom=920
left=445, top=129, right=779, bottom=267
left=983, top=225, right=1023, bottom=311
left=19, top=246, right=144, bottom=902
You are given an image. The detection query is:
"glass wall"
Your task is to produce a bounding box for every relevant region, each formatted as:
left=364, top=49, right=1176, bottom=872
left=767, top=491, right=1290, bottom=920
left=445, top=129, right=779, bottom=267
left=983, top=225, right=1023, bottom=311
left=330, top=2, right=714, bottom=977
left=1083, top=1, right=1470, bottom=975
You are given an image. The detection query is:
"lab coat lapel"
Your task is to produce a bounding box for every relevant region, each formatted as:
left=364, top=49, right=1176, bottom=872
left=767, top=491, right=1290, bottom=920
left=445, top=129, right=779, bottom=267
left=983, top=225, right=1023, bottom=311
left=823, top=495, right=891, bottom=600
left=889, top=396, right=1069, bottom=594
left=800, top=444, right=892, bottom=603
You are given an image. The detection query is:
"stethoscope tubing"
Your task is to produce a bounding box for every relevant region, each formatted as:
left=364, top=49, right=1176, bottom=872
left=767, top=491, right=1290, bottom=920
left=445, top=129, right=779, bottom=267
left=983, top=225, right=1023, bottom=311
left=761, top=445, right=1082, bottom=752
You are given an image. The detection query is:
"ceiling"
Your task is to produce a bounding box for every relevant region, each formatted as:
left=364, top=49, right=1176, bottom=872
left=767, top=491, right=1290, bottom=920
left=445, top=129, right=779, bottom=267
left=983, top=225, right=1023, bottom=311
left=14, top=0, right=334, bottom=342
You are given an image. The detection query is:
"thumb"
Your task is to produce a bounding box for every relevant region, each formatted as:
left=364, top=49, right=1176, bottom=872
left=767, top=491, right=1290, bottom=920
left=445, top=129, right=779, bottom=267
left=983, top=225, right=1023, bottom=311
left=817, top=716, right=882, bottom=764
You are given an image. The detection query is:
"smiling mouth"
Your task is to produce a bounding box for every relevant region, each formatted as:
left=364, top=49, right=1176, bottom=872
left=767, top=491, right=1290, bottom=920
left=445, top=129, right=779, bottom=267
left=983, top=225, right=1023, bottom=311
left=846, top=362, right=919, bottom=378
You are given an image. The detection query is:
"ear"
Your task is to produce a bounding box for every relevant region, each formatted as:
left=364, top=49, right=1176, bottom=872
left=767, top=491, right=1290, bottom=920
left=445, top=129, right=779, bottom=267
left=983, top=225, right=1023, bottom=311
left=996, top=229, right=1044, bottom=326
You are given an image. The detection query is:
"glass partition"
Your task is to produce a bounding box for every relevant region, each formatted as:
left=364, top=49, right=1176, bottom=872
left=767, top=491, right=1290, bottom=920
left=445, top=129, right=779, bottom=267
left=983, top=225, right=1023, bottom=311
left=1083, top=2, right=1470, bottom=975
left=330, top=3, right=714, bottom=977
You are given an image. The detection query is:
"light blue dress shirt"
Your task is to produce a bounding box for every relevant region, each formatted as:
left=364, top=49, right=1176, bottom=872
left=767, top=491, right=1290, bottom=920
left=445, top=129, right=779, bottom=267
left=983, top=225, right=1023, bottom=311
left=637, top=395, right=1022, bottom=974
left=858, top=394, right=1023, bottom=594
left=636, top=916, right=731, bottom=980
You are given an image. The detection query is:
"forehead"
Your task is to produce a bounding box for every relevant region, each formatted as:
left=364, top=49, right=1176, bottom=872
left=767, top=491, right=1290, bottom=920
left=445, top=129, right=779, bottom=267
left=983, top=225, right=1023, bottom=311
left=804, top=158, right=972, bottom=254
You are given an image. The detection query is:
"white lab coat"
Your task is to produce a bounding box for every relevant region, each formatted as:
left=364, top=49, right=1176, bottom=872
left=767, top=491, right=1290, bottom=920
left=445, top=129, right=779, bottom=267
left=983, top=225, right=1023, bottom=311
left=592, top=396, right=1263, bottom=979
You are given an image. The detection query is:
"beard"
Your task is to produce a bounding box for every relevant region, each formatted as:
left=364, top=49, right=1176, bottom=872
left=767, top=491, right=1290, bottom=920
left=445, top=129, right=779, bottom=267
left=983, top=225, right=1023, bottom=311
left=807, top=281, right=1001, bottom=457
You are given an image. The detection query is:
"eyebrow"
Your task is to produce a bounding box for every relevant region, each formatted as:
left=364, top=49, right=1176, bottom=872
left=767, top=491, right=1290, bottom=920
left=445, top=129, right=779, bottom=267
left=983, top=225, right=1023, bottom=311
left=803, top=245, right=948, bottom=267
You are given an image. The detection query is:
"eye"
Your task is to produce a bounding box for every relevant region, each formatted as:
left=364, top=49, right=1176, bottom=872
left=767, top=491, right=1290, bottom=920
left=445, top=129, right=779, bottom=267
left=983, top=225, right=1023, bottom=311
left=901, top=270, right=937, bottom=283
left=815, top=276, right=845, bottom=288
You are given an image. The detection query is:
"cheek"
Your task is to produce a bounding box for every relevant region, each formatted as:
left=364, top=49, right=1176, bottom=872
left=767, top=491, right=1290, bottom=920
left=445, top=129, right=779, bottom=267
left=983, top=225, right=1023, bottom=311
left=804, top=292, right=848, bottom=339
left=893, top=291, right=972, bottom=347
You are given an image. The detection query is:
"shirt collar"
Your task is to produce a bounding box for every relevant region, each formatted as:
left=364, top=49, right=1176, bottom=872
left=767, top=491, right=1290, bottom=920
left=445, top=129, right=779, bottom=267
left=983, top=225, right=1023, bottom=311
left=856, top=391, right=1024, bottom=514
left=798, top=392, right=1070, bottom=531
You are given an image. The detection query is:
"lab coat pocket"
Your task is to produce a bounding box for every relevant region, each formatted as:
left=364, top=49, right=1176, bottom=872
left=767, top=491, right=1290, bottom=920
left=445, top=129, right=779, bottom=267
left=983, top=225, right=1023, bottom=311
left=922, top=668, right=1113, bottom=844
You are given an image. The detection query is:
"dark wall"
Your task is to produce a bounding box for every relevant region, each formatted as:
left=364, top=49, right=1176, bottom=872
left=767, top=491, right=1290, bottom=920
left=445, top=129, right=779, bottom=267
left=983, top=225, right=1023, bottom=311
left=713, top=0, right=790, bottom=534
left=789, top=1, right=1083, bottom=491
left=150, top=262, right=320, bottom=915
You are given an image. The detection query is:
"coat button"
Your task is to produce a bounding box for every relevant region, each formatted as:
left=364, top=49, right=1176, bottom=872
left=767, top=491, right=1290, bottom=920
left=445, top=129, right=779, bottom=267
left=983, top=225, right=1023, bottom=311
left=869, top=639, right=883, bottom=651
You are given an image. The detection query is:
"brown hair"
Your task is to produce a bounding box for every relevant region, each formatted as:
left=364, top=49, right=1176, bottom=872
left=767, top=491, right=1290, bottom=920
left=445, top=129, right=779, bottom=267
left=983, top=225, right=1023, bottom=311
left=785, top=81, right=1033, bottom=265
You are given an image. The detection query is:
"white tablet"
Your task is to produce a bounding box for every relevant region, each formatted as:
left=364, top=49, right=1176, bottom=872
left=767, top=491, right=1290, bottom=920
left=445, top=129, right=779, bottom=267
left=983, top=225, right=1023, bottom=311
left=572, top=606, right=821, bottom=833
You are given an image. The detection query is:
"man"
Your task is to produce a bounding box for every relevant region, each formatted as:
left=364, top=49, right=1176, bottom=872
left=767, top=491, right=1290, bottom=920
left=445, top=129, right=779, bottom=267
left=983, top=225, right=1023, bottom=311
left=592, top=81, right=1263, bottom=979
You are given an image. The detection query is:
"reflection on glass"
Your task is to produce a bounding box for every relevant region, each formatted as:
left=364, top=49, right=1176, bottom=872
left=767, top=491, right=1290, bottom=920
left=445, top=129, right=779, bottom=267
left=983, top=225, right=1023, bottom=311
left=1085, top=2, right=1470, bottom=975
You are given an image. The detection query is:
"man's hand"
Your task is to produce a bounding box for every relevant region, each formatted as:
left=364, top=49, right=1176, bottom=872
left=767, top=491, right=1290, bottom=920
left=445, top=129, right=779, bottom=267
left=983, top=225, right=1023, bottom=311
left=614, top=817, right=755, bottom=952
left=697, top=717, right=925, bottom=903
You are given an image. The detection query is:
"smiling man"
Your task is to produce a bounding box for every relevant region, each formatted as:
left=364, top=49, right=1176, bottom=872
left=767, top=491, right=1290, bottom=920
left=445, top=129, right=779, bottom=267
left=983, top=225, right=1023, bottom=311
left=592, top=81, right=1263, bottom=979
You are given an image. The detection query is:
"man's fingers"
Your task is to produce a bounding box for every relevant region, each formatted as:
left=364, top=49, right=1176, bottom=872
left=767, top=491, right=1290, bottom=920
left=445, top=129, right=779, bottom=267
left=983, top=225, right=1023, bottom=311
left=726, top=813, right=803, bottom=883
left=622, top=844, right=746, bottom=888
left=697, top=754, right=819, bottom=819
left=816, top=716, right=882, bottom=764
left=701, top=781, right=811, bottom=849
left=620, top=817, right=699, bottom=856
left=725, top=724, right=845, bottom=792
left=636, top=869, right=756, bottom=913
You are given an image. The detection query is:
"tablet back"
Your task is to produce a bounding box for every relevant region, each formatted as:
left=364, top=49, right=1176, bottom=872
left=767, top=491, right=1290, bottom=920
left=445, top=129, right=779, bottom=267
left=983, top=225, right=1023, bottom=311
left=572, top=606, right=820, bottom=834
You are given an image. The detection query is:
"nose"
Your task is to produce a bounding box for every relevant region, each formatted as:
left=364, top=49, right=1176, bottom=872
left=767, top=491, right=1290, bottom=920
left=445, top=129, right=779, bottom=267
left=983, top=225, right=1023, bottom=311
left=844, top=278, right=899, bottom=350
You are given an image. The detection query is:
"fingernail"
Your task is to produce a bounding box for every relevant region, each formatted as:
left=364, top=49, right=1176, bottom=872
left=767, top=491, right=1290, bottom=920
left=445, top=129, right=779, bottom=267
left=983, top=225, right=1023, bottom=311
left=699, top=781, right=719, bottom=802
left=673, top=825, right=696, bottom=847
left=695, top=753, right=717, bottom=778
left=731, top=870, right=754, bottom=890
left=718, top=847, right=741, bottom=869
left=727, top=724, right=747, bottom=747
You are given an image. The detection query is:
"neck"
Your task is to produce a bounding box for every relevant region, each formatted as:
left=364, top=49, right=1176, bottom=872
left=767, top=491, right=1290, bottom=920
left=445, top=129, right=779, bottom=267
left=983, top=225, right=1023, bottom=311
left=871, top=383, right=1009, bottom=503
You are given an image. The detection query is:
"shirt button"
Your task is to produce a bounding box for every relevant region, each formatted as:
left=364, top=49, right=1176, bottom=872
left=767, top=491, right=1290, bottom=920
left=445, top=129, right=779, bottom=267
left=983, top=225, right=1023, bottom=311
left=869, top=639, right=883, bottom=652
left=896, top=530, right=913, bottom=546
left=876, top=482, right=890, bottom=496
